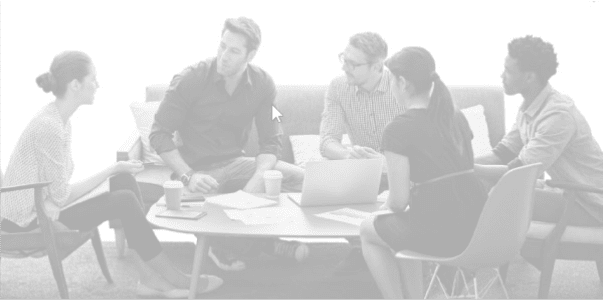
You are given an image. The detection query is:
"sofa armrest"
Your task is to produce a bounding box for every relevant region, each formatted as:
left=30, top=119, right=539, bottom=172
left=117, top=130, right=142, bottom=162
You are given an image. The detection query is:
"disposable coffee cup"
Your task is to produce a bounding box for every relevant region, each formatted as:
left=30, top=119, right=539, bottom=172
left=263, top=170, right=283, bottom=200
left=163, top=180, right=184, bottom=210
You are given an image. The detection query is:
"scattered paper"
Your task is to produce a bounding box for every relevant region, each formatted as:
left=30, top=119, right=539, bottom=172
left=62, top=179, right=110, bottom=210
left=315, top=208, right=372, bottom=226
left=224, top=207, right=290, bottom=225
left=205, top=190, right=277, bottom=210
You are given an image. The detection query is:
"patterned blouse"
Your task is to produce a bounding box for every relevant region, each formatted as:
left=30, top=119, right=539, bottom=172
left=1, top=103, right=74, bottom=227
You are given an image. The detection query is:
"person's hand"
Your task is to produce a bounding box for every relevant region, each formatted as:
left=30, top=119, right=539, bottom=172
left=43, top=201, right=61, bottom=221
left=189, top=173, right=219, bottom=193
left=113, top=160, right=144, bottom=174
left=349, top=146, right=383, bottom=160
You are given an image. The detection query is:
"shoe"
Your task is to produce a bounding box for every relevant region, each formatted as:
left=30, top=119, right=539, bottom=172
left=136, top=281, right=189, bottom=299
left=272, top=240, right=309, bottom=262
left=208, top=246, right=246, bottom=271
left=333, top=247, right=368, bottom=276
left=196, top=275, right=224, bottom=294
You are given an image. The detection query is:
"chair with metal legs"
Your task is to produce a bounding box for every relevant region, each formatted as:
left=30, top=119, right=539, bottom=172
left=396, top=163, right=542, bottom=299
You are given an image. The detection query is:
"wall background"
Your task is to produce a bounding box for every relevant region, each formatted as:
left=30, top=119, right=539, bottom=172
left=2, top=0, right=602, bottom=181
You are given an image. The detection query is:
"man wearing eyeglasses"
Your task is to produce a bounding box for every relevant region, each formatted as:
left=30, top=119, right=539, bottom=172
left=319, top=32, right=404, bottom=275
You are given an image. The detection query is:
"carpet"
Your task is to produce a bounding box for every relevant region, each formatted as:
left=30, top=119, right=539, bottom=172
left=1, top=241, right=381, bottom=299
left=1, top=240, right=602, bottom=299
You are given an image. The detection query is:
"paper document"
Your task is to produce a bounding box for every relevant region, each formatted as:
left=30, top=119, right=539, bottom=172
left=224, top=207, right=290, bottom=225
left=205, top=190, right=277, bottom=210
left=62, top=179, right=110, bottom=211
left=315, top=208, right=372, bottom=226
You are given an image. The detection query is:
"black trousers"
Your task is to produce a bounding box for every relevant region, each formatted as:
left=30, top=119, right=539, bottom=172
left=1, top=173, right=162, bottom=261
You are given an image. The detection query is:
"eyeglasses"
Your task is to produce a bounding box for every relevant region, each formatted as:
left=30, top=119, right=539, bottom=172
left=338, top=53, right=372, bottom=70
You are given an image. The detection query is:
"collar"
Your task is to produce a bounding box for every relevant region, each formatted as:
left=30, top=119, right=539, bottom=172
left=523, top=83, right=553, bottom=118
left=48, top=102, right=67, bottom=126
left=354, top=70, right=390, bottom=95
left=211, top=58, right=253, bottom=87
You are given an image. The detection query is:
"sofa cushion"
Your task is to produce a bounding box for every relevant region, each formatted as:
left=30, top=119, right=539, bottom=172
left=460, top=105, right=491, bottom=157
left=290, top=134, right=350, bottom=168
left=143, top=84, right=504, bottom=165
left=129, top=101, right=182, bottom=165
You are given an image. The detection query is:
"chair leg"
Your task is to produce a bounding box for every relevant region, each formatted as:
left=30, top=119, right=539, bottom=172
left=473, top=276, right=479, bottom=299
left=46, top=245, right=69, bottom=299
left=91, top=228, right=113, bottom=284
left=424, top=264, right=441, bottom=299
left=496, top=268, right=510, bottom=299
left=114, top=228, right=126, bottom=258
left=499, top=262, right=510, bottom=283
left=596, top=260, right=603, bottom=284
left=538, top=258, right=555, bottom=299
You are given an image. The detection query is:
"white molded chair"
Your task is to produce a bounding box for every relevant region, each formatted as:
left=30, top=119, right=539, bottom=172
left=396, top=163, right=542, bottom=299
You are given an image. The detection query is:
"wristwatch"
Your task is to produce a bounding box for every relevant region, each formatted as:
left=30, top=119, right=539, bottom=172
left=179, top=170, right=195, bottom=186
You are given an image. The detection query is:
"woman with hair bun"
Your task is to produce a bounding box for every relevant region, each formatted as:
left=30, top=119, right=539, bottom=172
left=359, top=47, right=487, bottom=298
left=1, top=50, right=223, bottom=298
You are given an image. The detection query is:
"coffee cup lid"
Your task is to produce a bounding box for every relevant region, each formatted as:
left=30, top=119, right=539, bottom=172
left=163, top=180, right=184, bottom=188
left=263, top=170, right=283, bottom=178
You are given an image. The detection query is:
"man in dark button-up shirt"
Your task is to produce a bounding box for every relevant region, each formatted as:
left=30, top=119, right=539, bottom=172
left=475, top=35, right=603, bottom=227
left=150, top=17, right=306, bottom=272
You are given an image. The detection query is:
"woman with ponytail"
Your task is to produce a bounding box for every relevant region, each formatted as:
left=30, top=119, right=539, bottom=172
left=359, top=47, right=487, bottom=298
left=2, top=51, right=222, bottom=297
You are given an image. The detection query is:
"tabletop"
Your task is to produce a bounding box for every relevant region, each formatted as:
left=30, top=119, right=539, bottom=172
left=147, top=193, right=383, bottom=238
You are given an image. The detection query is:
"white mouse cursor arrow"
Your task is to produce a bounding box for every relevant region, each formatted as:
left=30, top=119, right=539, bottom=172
left=272, top=106, right=283, bottom=122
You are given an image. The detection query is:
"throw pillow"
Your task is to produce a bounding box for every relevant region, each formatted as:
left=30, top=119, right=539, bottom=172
left=130, top=101, right=182, bottom=165
left=290, top=134, right=350, bottom=168
left=460, top=105, right=491, bottom=157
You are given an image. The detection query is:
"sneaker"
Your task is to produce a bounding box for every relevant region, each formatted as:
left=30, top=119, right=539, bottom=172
left=208, top=247, right=246, bottom=271
left=271, top=240, right=309, bottom=262
left=333, top=247, right=368, bottom=276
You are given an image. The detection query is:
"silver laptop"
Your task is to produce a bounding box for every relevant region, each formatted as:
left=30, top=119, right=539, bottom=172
left=288, top=158, right=383, bottom=207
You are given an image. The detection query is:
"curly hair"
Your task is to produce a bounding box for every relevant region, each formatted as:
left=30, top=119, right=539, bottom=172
left=223, top=17, right=261, bottom=53
left=508, top=35, right=558, bottom=84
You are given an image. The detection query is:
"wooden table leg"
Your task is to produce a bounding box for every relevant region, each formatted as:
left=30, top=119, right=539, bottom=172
left=189, top=234, right=208, bottom=299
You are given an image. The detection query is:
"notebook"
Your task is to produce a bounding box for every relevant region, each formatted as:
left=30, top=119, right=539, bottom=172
left=155, top=209, right=207, bottom=220
left=288, top=158, right=383, bottom=207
